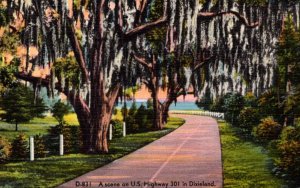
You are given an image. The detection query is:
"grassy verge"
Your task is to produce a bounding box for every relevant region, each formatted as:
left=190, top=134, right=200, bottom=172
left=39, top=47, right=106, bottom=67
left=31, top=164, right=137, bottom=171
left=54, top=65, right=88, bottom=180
left=219, top=120, right=284, bottom=187
left=0, top=114, right=79, bottom=141
left=0, top=117, right=185, bottom=188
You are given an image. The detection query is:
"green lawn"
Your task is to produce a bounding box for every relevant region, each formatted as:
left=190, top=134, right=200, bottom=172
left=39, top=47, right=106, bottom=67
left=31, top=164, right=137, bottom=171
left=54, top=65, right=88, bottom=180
left=219, top=121, right=285, bottom=187
left=0, top=114, right=79, bottom=141
left=0, top=117, right=185, bottom=188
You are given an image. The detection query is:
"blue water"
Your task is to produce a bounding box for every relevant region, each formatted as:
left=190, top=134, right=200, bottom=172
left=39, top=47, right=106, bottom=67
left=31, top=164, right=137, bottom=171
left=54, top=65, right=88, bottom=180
left=115, top=101, right=199, bottom=110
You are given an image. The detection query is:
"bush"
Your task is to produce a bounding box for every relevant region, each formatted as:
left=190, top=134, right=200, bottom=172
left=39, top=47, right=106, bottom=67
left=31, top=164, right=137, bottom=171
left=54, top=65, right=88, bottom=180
left=11, top=133, right=28, bottom=160
left=244, top=92, right=257, bottom=107
left=111, top=119, right=123, bottom=138
left=238, top=107, right=260, bottom=134
left=126, top=101, right=139, bottom=134
left=258, top=89, right=284, bottom=123
left=277, top=141, right=300, bottom=177
left=135, top=104, right=152, bottom=132
left=34, top=134, right=47, bottom=158
left=254, top=117, right=282, bottom=142
left=210, top=96, right=225, bottom=112
left=223, top=93, right=245, bottom=126
left=0, top=136, right=11, bottom=163
left=275, top=126, right=300, bottom=179
left=46, top=124, right=82, bottom=154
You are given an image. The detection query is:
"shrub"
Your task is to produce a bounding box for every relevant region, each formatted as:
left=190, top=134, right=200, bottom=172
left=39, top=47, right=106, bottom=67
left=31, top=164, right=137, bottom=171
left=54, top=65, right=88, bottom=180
left=223, top=93, right=245, bottom=126
left=244, top=92, right=257, bottom=107
left=238, top=107, right=260, bottom=134
left=0, top=136, right=11, bottom=163
left=280, top=126, right=300, bottom=141
left=111, top=119, right=123, bottom=138
left=254, top=117, right=282, bottom=142
left=126, top=101, right=139, bottom=134
left=277, top=140, right=300, bottom=178
left=275, top=126, right=300, bottom=179
left=210, top=96, right=225, bottom=112
left=135, top=104, right=152, bottom=132
left=11, top=133, right=28, bottom=160
left=258, top=89, right=284, bottom=123
left=34, top=134, right=47, bottom=158
left=46, top=124, right=82, bottom=154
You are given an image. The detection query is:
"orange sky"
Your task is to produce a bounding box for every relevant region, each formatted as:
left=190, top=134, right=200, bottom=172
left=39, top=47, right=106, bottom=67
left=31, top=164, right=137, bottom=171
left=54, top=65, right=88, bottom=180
left=134, top=85, right=197, bottom=102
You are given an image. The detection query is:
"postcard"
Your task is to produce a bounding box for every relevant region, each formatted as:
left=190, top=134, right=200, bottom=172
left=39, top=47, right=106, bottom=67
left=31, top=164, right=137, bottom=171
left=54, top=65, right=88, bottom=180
left=0, top=0, right=299, bottom=187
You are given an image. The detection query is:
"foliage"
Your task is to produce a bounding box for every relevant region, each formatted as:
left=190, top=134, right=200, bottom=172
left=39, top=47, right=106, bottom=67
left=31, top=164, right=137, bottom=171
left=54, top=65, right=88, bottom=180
left=223, top=93, right=245, bottom=126
left=238, top=107, right=260, bottom=134
left=210, top=96, right=226, bottom=112
left=53, top=52, right=81, bottom=88
left=46, top=124, right=82, bottom=154
left=258, top=89, right=284, bottom=123
left=0, top=31, right=20, bottom=54
left=0, top=136, right=11, bottom=163
left=275, top=126, right=300, bottom=180
left=254, top=117, right=282, bottom=142
left=0, top=57, right=20, bottom=96
left=244, top=92, right=257, bottom=107
left=11, top=133, right=28, bottom=160
left=51, top=100, right=71, bottom=125
left=196, top=90, right=212, bottom=111
left=0, top=5, right=7, bottom=26
left=111, top=119, right=123, bottom=138
left=135, top=104, right=152, bottom=132
left=146, top=0, right=167, bottom=52
left=125, top=101, right=138, bottom=134
left=0, top=117, right=184, bottom=187
left=34, top=134, right=47, bottom=158
left=121, top=102, right=128, bottom=121
left=219, top=121, right=284, bottom=187
left=237, top=0, right=268, bottom=6
left=0, top=84, right=47, bottom=131
left=275, top=15, right=300, bottom=124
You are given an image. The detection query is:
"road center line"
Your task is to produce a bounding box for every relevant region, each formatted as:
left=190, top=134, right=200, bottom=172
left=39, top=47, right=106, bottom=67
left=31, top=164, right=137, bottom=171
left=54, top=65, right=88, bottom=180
left=144, top=123, right=196, bottom=188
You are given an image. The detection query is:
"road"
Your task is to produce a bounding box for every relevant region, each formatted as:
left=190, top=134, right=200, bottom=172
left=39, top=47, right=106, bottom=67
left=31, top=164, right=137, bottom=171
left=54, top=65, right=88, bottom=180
left=58, top=114, right=223, bottom=188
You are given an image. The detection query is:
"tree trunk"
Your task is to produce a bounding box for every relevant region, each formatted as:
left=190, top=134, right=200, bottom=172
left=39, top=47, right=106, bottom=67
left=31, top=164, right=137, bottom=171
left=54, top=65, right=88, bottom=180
left=92, top=103, right=113, bottom=153
left=162, top=102, right=172, bottom=124
left=152, top=90, right=163, bottom=130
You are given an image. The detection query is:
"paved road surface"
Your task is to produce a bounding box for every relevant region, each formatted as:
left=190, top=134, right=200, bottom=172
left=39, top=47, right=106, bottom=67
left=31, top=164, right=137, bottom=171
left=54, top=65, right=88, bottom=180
left=59, top=114, right=223, bottom=188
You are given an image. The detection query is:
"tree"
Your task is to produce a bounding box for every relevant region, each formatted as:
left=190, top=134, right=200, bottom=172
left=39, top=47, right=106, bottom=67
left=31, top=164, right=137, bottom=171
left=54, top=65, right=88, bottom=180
left=12, top=0, right=259, bottom=153
left=0, top=85, right=47, bottom=131
left=51, top=100, right=71, bottom=125
left=276, top=15, right=300, bottom=125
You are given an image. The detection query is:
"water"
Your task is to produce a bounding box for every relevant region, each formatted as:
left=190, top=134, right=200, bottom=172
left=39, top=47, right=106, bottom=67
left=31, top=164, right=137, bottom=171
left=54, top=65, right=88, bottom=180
left=115, top=101, right=199, bottom=110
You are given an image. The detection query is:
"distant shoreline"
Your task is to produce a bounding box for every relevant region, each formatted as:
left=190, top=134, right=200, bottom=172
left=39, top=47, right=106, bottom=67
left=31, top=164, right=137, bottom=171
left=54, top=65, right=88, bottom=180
left=115, top=100, right=199, bottom=110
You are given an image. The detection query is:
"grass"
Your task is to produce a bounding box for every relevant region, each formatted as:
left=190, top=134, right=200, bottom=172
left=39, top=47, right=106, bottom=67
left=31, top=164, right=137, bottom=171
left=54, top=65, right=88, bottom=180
left=0, top=116, right=57, bottom=141
left=0, top=117, right=185, bottom=188
left=219, top=121, right=285, bottom=188
left=0, top=114, right=79, bottom=141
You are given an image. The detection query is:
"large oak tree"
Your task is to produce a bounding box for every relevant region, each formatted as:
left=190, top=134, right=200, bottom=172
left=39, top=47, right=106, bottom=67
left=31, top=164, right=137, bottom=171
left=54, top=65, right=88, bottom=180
left=8, top=0, right=259, bottom=153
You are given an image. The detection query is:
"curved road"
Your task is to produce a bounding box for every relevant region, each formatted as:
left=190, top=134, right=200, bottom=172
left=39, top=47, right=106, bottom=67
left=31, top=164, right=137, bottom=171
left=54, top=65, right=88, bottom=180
left=59, top=114, right=223, bottom=188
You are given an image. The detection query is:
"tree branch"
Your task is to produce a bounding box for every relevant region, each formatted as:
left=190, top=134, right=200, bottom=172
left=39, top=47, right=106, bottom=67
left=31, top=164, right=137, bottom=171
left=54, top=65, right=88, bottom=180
left=198, top=11, right=259, bottom=28
left=132, top=53, right=152, bottom=70
left=124, top=16, right=167, bottom=40
left=15, top=73, right=91, bottom=114
left=108, top=83, right=121, bottom=108
left=66, top=17, right=90, bottom=84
